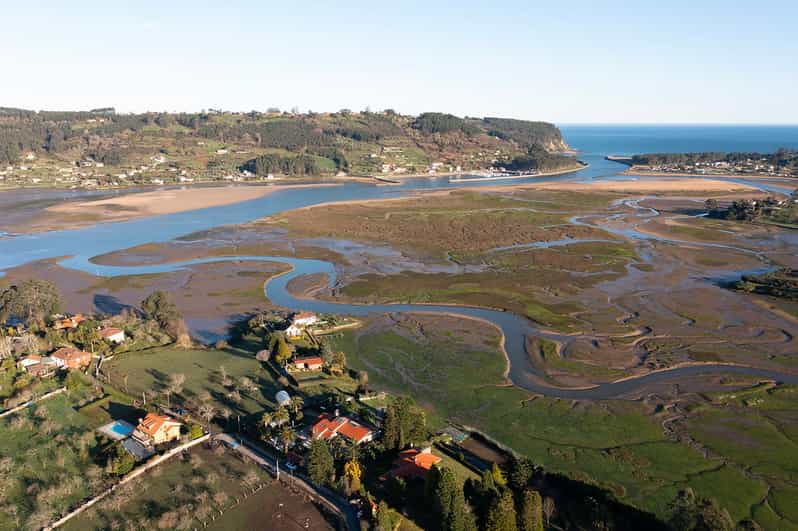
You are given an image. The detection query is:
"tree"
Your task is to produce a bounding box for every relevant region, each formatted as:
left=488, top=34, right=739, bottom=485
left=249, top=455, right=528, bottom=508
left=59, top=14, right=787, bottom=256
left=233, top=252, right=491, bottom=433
left=343, top=458, right=362, bottom=495
left=383, top=397, right=427, bottom=450
left=485, top=490, right=518, bottom=531
left=0, top=279, right=63, bottom=327
left=274, top=337, right=293, bottom=365
left=307, top=439, right=335, bottom=485
left=140, top=291, right=182, bottom=334
left=509, top=457, right=536, bottom=491
left=542, top=497, right=556, bottom=527
left=491, top=463, right=507, bottom=488
left=736, top=519, right=762, bottom=531
left=166, top=373, right=185, bottom=406
left=272, top=406, right=290, bottom=426
left=18, top=333, right=41, bottom=355
left=357, top=370, right=369, bottom=395
left=279, top=426, right=295, bottom=453
left=375, top=501, right=398, bottom=531
left=668, top=489, right=734, bottom=531
left=70, top=320, right=103, bottom=354
left=238, top=376, right=256, bottom=394
left=108, top=443, right=135, bottom=475
left=382, top=405, right=400, bottom=450
left=289, top=395, right=304, bottom=420
left=198, top=404, right=215, bottom=433
left=427, top=465, right=467, bottom=531
left=0, top=336, right=12, bottom=359
left=519, top=489, right=543, bottom=531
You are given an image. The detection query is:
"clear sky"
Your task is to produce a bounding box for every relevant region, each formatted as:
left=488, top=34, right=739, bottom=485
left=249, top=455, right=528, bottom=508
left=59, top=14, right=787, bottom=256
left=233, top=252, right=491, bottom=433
left=3, top=0, right=797, bottom=123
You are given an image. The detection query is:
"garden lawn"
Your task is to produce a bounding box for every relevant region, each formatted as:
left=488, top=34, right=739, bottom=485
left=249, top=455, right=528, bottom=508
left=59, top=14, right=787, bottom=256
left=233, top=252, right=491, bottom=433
left=105, top=345, right=280, bottom=416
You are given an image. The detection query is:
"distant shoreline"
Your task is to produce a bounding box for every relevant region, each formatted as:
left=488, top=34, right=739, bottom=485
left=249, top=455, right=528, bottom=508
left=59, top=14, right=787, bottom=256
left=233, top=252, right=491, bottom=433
left=621, top=167, right=798, bottom=182
left=366, top=161, right=589, bottom=183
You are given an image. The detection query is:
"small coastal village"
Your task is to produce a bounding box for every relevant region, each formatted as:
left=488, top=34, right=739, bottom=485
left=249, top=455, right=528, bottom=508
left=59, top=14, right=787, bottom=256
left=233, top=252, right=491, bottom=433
left=1, top=281, right=565, bottom=531
left=609, top=150, right=798, bottom=178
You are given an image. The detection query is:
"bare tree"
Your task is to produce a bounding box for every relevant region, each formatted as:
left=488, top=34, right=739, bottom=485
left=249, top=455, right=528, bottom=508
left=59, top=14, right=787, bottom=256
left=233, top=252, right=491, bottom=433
left=19, top=333, right=40, bottom=355
left=168, top=373, right=186, bottom=405
left=242, top=470, right=259, bottom=489
left=543, top=497, right=556, bottom=526
left=0, top=336, right=13, bottom=359
left=198, top=404, right=215, bottom=434
left=220, top=408, right=232, bottom=428
left=238, top=376, right=256, bottom=394
left=228, top=390, right=241, bottom=405
left=213, top=491, right=228, bottom=509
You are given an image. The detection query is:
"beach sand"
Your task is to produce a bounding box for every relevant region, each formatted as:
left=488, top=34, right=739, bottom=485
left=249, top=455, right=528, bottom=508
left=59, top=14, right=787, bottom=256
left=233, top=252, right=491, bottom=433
left=7, top=183, right=334, bottom=234
left=46, top=185, right=276, bottom=219
left=488, top=177, right=759, bottom=194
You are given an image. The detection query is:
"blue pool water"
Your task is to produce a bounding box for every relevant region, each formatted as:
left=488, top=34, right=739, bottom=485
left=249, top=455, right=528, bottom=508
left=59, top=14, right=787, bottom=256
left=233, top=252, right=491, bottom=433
left=106, top=420, right=134, bottom=437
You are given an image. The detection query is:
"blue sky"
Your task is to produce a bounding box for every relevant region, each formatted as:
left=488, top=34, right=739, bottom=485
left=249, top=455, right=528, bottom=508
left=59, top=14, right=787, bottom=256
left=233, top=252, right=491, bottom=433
left=3, top=1, right=796, bottom=123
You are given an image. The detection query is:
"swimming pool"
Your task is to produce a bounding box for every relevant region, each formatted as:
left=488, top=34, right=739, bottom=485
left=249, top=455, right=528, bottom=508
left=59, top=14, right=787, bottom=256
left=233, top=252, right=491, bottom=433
left=97, top=420, right=135, bottom=440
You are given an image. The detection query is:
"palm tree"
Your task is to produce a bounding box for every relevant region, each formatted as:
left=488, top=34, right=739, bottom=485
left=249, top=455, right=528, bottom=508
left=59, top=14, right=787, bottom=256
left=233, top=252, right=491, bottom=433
left=279, top=426, right=296, bottom=454
left=273, top=406, right=290, bottom=426
left=289, top=396, right=304, bottom=416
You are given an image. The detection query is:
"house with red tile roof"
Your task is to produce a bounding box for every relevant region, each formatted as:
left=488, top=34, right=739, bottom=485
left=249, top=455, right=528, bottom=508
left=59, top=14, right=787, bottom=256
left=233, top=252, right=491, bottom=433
left=381, top=447, right=442, bottom=481
left=132, top=412, right=182, bottom=447
left=311, top=413, right=374, bottom=445
left=51, top=347, right=92, bottom=370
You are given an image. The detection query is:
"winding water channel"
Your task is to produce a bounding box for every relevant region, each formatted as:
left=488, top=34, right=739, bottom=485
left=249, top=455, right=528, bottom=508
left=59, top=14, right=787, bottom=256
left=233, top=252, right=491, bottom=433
left=2, top=154, right=797, bottom=399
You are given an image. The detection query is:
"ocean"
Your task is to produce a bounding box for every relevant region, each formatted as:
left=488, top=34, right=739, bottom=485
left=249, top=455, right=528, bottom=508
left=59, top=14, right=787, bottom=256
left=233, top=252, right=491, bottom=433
left=559, top=124, right=798, bottom=156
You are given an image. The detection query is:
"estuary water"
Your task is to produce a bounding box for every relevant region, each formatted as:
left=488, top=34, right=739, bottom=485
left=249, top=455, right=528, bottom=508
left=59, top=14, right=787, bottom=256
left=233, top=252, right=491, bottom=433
left=2, top=125, right=798, bottom=398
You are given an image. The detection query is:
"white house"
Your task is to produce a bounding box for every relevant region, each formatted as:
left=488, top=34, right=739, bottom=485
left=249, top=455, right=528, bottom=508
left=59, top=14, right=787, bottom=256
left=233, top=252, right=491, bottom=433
left=286, top=324, right=303, bottom=338
left=293, top=312, right=319, bottom=327
left=100, top=328, right=126, bottom=344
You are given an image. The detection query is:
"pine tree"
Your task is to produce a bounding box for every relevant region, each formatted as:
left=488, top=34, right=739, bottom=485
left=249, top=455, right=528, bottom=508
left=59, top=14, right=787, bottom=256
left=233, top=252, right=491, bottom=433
left=383, top=404, right=400, bottom=450
left=485, top=490, right=518, bottom=531
left=427, top=466, right=467, bottom=531
left=519, top=489, right=543, bottom=531
left=307, top=439, right=334, bottom=486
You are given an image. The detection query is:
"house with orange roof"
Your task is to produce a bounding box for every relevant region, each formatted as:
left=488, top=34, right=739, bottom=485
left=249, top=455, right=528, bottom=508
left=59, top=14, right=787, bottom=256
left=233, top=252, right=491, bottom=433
left=52, top=314, right=86, bottom=330
left=51, top=347, right=92, bottom=370
left=289, top=355, right=324, bottom=372
left=132, top=412, right=182, bottom=447
left=381, top=447, right=442, bottom=481
left=311, top=413, right=374, bottom=445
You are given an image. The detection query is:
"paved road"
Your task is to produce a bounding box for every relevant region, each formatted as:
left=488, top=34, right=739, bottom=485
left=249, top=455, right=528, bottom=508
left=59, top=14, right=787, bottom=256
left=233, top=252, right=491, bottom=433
left=215, top=433, right=360, bottom=531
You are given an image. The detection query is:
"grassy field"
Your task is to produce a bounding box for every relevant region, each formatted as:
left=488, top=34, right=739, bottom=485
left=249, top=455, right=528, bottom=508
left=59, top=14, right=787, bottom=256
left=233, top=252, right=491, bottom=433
left=104, top=345, right=279, bottom=416
left=63, top=445, right=333, bottom=531
left=0, top=391, right=108, bottom=530
left=326, top=314, right=798, bottom=528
